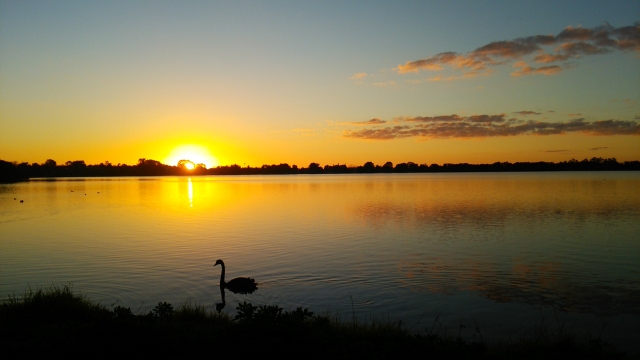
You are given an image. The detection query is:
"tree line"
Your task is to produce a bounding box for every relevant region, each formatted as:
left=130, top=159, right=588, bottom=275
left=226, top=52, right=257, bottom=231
left=1, top=157, right=638, bottom=182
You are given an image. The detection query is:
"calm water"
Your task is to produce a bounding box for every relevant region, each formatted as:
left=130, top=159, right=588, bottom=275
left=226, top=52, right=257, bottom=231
left=1, top=173, right=639, bottom=350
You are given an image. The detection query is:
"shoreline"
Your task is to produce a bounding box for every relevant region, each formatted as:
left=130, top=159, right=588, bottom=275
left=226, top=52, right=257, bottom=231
left=1, top=286, right=633, bottom=359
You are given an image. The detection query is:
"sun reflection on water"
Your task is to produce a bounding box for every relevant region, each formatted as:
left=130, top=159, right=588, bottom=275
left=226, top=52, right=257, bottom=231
left=188, top=177, right=193, bottom=208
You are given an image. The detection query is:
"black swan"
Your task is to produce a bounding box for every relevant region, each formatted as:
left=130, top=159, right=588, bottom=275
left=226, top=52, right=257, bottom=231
left=214, top=259, right=258, bottom=294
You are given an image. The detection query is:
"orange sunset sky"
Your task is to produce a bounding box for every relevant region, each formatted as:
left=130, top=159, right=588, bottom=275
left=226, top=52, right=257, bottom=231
left=1, top=1, right=639, bottom=168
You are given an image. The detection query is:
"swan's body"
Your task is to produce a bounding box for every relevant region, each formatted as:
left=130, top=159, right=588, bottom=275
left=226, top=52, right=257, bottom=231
left=215, top=259, right=258, bottom=294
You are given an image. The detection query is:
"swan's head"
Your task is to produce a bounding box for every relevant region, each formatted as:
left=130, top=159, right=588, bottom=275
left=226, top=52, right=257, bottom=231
left=214, top=259, right=224, bottom=266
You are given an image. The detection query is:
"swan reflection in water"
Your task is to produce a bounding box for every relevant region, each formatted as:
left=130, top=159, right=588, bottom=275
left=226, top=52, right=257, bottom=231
left=215, top=259, right=258, bottom=312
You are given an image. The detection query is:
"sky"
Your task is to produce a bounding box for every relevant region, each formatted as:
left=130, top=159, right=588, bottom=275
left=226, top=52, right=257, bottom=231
left=1, top=0, right=639, bottom=168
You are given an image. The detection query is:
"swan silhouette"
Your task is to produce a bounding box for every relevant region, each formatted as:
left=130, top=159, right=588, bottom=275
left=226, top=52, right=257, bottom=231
left=215, top=259, right=258, bottom=294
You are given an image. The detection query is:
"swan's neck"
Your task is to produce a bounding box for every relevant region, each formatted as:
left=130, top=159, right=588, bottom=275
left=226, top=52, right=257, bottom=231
left=219, top=263, right=226, bottom=285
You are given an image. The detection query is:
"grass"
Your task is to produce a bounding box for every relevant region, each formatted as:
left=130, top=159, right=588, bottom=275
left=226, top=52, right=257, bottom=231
left=0, top=285, right=633, bottom=359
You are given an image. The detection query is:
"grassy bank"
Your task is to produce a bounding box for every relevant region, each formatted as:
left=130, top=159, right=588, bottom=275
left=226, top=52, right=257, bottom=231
left=0, top=286, right=631, bottom=359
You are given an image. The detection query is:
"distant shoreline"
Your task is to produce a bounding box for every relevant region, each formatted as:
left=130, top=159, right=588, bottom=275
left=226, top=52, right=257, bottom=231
left=2, top=157, right=639, bottom=181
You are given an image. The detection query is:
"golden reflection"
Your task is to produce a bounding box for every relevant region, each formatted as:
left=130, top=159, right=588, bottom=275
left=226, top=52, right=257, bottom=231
left=188, top=177, right=193, bottom=207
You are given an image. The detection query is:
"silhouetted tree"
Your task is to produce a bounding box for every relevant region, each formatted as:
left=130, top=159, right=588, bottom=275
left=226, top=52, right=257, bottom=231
left=394, top=163, right=408, bottom=173
left=306, top=163, right=323, bottom=174
left=177, top=159, right=195, bottom=169
left=362, top=162, right=375, bottom=173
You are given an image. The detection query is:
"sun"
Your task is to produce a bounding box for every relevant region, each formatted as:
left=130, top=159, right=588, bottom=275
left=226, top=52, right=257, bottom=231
left=164, top=145, right=219, bottom=168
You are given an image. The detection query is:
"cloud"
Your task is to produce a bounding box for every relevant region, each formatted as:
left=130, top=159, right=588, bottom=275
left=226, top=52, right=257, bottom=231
left=568, top=113, right=583, bottom=116
left=344, top=114, right=640, bottom=140
left=511, top=62, right=562, bottom=77
left=533, top=53, right=570, bottom=63
left=403, top=114, right=465, bottom=122
left=350, top=72, right=368, bottom=80
left=395, top=23, right=639, bottom=79
left=397, top=52, right=459, bottom=73
left=351, top=118, right=387, bottom=125
left=589, top=147, right=609, bottom=150
left=514, top=111, right=542, bottom=116
left=544, top=149, right=569, bottom=152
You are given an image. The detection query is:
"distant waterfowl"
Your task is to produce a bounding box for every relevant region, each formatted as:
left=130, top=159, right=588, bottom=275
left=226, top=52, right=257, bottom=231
left=20, top=200, right=23, bottom=203
left=214, top=259, right=258, bottom=294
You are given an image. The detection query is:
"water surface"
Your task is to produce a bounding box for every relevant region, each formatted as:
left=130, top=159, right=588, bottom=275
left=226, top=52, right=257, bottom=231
left=1, top=172, right=639, bottom=350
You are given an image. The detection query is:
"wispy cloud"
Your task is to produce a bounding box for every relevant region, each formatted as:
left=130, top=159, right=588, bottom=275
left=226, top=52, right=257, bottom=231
left=589, top=147, right=609, bottom=150
left=514, top=111, right=542, bottom=116
left=568, top=113, right=583, bottom=116
left=395, top=23, right=639, bottom=79
left=344, top=114, right=640, bottom=140
left=544, top=149, right=569, bottom=153
left=350, top=72, right=368, bottom=80
left=511, top=62, right=562, bottom=76
left=351, top=118, right=387, bottom=125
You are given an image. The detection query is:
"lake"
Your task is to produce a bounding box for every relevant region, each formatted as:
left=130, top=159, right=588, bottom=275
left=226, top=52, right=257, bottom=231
left=1, top=172, right=639, bottom=351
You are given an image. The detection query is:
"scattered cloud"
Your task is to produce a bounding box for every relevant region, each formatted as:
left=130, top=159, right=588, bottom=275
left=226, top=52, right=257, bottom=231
left=544, top=149, right=569, bottom=152
left=511, top=61, right=562, bottom=76
left=351, top=118, right=387, bottom=125
left=568, top=113, right=583, bottom=116
left=395, top=23, right=639, bottom=79
left=514, top=111, right=542, bottom=116
left=344, top=114, right=640, bottom=140
left=350, top=72, right=368, bottom=80
left=589, top=147, right=609, bottom=150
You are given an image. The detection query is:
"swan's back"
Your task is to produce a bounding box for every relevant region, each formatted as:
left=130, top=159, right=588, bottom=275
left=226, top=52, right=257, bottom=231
left=225, top=277, right=258, bottom=294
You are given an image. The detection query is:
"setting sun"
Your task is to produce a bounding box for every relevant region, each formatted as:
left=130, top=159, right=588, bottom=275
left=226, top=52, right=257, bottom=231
left=164, top=145, right=219, bottom=169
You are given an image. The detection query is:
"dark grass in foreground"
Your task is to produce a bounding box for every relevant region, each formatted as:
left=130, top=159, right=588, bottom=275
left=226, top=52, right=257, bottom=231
left=0, top=286, right=632, bottom=359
